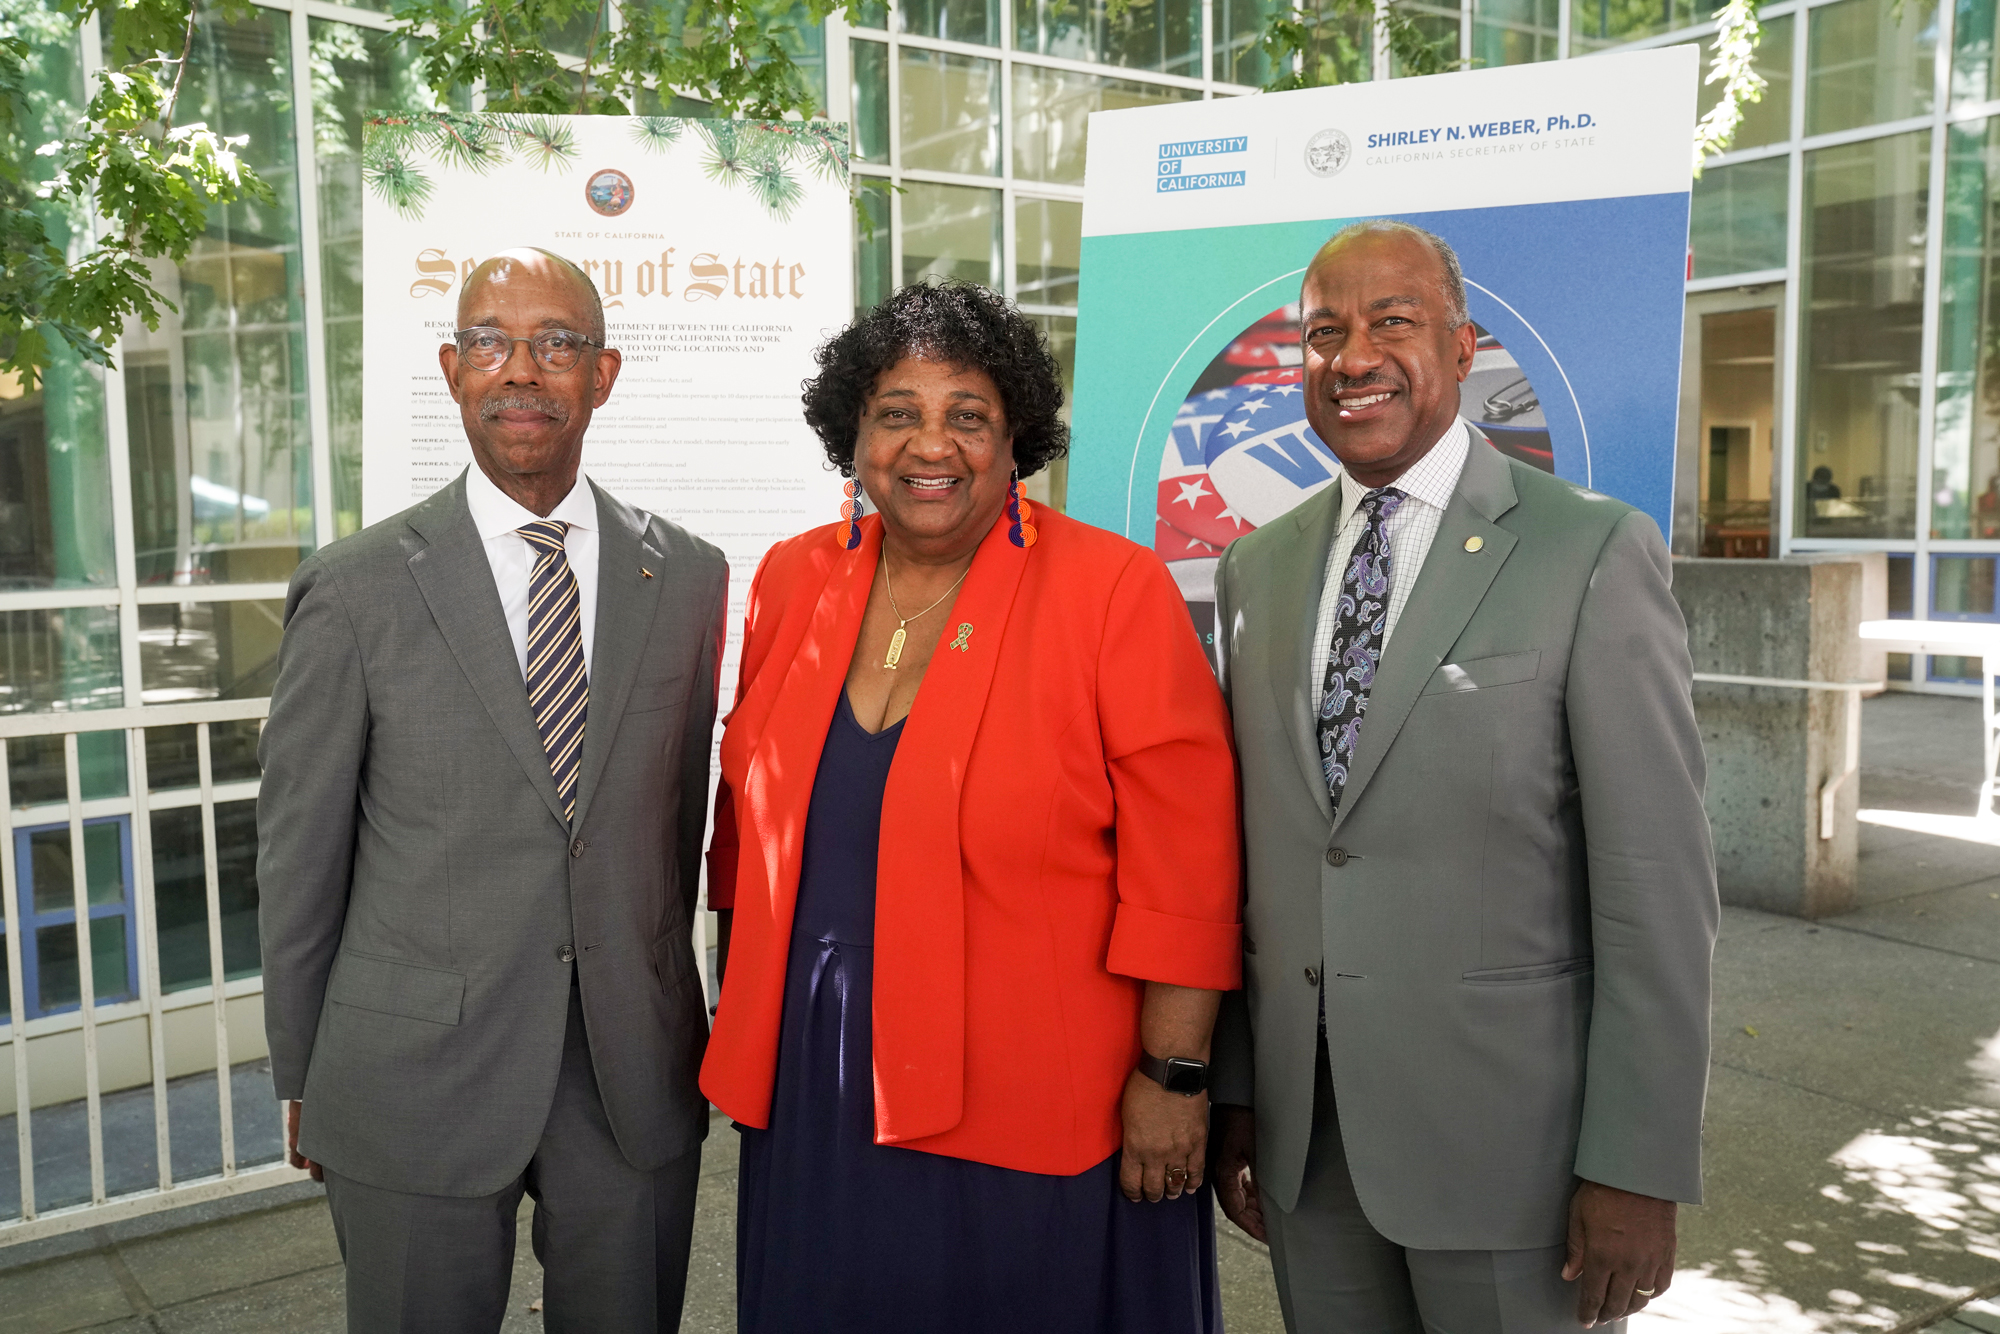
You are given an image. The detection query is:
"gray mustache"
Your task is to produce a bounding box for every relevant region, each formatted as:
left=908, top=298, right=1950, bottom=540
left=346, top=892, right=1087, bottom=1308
left=480, top=394, right=571, bottom=422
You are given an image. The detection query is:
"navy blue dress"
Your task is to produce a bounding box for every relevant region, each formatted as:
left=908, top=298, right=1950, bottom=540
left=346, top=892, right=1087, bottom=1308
left=735, top=690, right=1223, bottom=1333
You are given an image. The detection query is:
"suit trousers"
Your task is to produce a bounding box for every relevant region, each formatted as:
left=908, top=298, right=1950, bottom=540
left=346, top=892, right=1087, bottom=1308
left=323, top=978, right=701, bottom=1334
left=1261, top=1048, right=1621, bottom=1334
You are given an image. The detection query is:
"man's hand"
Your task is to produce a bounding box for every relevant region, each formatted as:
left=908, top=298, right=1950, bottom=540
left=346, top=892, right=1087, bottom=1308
left=1211, top=1103, right=1265, bottom=1242
left=1562, top=1179, right=1676, bottom=1326
left=1120, top=1070, right=1207, bottom=1203
left=286, top=1101, right=323, bottom=1183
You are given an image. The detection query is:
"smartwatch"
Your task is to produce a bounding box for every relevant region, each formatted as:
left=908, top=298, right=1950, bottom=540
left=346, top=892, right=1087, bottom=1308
left=1137, top=1052, right=1211, bottom=1096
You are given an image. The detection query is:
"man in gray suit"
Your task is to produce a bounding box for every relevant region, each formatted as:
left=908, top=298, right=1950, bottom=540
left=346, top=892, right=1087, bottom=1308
left=1209, top=221, right=1718, bottom=1332
left=258, top=248, right=726, bottom=1332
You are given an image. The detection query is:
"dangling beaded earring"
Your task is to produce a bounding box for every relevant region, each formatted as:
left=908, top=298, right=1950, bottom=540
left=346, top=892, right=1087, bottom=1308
left=841, top=476, right=864, bottom=550
left=1006, top=469, right=1038, bottom=549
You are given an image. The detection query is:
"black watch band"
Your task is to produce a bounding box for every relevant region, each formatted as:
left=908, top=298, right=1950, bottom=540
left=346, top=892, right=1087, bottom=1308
left=1137, top=1052, right=1210, bottom=1096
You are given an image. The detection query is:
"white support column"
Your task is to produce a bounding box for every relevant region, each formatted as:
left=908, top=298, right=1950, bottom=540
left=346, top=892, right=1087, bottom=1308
left=126, top=725, right=174, bottom=1191
left=291, top=5, right=340, bottom=553
left=63, top=733, right=107, bottom=1204
left=1775, top=3, right=1810, bottom=560
left=1373, top=0, right=1392, bottom=79
left=196, top=724, right=236, bottom=1176
left=0, top=745, right=34, bottom=1220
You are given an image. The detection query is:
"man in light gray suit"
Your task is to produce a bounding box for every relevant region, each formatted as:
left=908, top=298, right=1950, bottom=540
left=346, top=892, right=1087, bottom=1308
left=1209, top=221, right=1718, bottom=1332
left=258, top=248, right=725, bottom=1332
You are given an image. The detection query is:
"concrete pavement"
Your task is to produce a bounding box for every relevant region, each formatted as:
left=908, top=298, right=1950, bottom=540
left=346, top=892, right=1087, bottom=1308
left=0, top=691, right=1995, bottom=1333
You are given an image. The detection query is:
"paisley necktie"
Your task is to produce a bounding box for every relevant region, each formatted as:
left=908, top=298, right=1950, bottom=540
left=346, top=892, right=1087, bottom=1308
left=1317, top=487, right=1407, bottom=816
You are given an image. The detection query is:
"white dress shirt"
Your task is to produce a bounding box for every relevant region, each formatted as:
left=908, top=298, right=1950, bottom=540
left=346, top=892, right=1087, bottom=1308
left=463, top=464, right=600, bottom=682
left=1311, top=418, right=1471, bottom=712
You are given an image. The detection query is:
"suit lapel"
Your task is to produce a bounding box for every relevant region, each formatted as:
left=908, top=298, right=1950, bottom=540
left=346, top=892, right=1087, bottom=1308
left=1271, top=482, right=1344, bottom=825
left=405, top=475, right=569, bottom=829
left=873, top=509, right=1031, bottom=1144
left=1332, top=436, right=1519, bottom=833
left=570, top=483, right=671, bottom=830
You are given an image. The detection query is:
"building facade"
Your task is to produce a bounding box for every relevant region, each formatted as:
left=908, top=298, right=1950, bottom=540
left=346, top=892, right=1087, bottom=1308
left=0, top=0, right=1988, bottom=1206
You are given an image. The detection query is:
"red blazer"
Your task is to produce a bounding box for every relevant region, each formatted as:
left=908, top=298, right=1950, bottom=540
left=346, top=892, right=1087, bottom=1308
left=699, top=504, right=1241, bottom=1175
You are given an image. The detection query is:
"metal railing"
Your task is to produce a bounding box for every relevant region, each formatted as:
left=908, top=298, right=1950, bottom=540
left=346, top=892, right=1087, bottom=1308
left=0, top=697, right=306, bottom=1246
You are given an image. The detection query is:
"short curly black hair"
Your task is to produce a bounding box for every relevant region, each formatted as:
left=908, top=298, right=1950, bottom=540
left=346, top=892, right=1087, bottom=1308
left=801, top=279, right=1070, bottom=479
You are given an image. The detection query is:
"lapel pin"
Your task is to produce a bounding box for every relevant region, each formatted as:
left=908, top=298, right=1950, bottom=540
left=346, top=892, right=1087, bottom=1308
left=949, top=623, right=974, bottom=653
left=1463, top=536, right=1484, bottom=553
left=641, top=567, right=655, bottom=579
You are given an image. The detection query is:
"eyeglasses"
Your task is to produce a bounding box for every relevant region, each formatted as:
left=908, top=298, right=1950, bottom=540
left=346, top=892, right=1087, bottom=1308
left=451, top=327, right=603, bottom=373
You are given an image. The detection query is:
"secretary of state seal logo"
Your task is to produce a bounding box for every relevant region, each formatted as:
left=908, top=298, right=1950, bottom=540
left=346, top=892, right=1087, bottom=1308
left=1304, top=129, right=1352, bottom=177
left=585, top=167, right=635, bottom=216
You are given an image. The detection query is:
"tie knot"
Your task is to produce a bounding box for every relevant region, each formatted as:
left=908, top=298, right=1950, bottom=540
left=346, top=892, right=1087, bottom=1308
left=1360, top=487, right=1407, bottom=523
left=518, top=520, right=570, bottom=553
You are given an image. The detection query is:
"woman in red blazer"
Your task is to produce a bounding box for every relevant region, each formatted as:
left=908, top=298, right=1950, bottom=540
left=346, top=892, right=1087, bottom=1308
left=700, top=281, right=1241, bottom=1332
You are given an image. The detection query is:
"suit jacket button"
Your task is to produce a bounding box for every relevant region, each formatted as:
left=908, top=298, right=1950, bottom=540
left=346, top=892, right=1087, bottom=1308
left=1325, top=847, right=1348, bottom=867
left=557, top=944, right=577, bottom=963
left=570, top=837, right=585, bottom=858
left=1304, top=967, right=1320, bottom=986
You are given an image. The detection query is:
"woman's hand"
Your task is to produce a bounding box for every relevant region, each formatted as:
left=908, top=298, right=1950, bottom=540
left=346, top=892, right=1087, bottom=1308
left=1120, top=1070, right=1208, bottom=1203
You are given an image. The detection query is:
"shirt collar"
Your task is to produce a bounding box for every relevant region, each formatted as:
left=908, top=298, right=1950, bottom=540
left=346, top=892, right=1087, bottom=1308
left=1336, top=417, right=1471, bottom=528
left=464, top=463, right=597, bottom=541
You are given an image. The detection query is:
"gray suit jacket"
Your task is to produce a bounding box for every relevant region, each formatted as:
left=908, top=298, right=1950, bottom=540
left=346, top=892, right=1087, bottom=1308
left=257, top=472, right=727, bottom=1198
left=1210, top=433, right=1718, bottom=1251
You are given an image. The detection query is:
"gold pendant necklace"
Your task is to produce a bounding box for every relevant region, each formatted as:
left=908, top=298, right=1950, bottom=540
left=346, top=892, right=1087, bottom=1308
left=881, top=559, right=972, bottom=670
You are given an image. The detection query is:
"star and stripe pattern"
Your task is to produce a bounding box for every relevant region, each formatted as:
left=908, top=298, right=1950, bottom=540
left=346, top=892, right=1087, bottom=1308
left=519, top=519, right=588, bottom=822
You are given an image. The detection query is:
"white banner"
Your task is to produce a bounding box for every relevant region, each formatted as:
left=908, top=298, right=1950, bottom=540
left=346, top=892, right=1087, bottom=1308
left=361, top=113, right=855, bottom=714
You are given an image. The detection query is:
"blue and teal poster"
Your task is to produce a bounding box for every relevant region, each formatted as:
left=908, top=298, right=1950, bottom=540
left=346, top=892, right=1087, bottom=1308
left=1069, top=48, right=1698, bottom=636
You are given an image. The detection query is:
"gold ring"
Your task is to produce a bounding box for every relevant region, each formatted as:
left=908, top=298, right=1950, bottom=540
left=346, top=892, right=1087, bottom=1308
left=1635, top=1288, right=1656, bottom=1297
left=1167, top=1166, right=1188, bottom=1178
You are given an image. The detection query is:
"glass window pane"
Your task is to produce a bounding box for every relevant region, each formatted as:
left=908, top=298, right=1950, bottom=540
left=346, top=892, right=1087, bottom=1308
left=1016, top=198, right=1083, bottom=307
left=901, top=50, right=1000, bottom=175
left=148, top=800, right=260, bottom=991
left=855, top=0, right=888, bottom=27
left=1808, top=0, right=1937, bottom=137
left=1957, top=0, right=2000, bottom=104
left=1935, top=119, right=2000, bottom=539
left=6, top=732, right=128, bottom=808
left=24, top=821, right=123, bottom=914
left=857, top=179, right=895, bottom=319
left=1798, top=131, right=1929, bottom=541
left=1391, top=6, right=1462, bottom=76
left=0, top=607, right=123, bottom=715
left=145, top=719, right=264, bottom=793
left=138, top=599, right=285, bottom=704
left=1013, top=67, right=1199, bottom=185
left=900, top=0, right=998, bottom=44
left=1695, top=13, right=1792, bottom=150
left=216, top=799, right=261, bottom=979
left=1214, top=0, right=1292, bottom=85
left=1031, top=314, right=1075, bottom=511
left=1014, top=0, right=1200, bottom=77
left=1571, top=0, right=1721, bottom=53
left=34, top=916, right=130, bottom=1012
left=901, top=183, right=1002, bottom=287
left=1934, top=555, right=1999, bottom=615
left=1691, top=156, right=1789, bottom=279
left=852, top=39, right=889, bottom=163
left=124, top=6, right=314, bottom=588
left=1471, top=0, right=1561, bottom=68
left=150, top=806, right=208, bottom=992
left=309, top=20, right=440, bottom=541
left=0, top=18, right=115, bottom=593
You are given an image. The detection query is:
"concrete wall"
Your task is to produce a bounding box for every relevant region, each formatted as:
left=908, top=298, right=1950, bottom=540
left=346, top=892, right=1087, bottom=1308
left=1673, top=556, right=1865, bottom=917
left=0, top=993, right=268, bottom=1115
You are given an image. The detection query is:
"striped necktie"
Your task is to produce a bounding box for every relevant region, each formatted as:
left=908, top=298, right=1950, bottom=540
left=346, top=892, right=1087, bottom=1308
left=518, top=520, right=588, bottom=822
